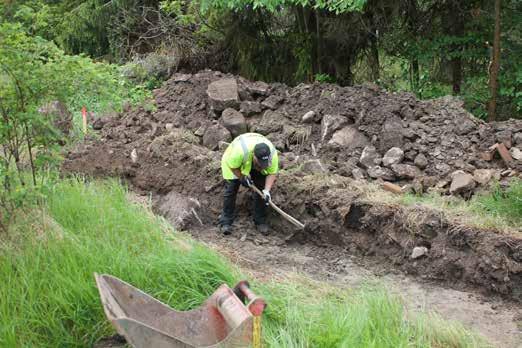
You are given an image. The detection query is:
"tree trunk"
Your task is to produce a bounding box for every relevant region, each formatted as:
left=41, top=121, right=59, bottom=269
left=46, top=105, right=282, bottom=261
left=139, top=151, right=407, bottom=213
left=23, top=122, right=37, bottom=186
left=451, top=56, right=462, bottom=94
left=448, top=1, right=464, bottom=95
left=369, top=39, right=380, bottom=81
left=410, top=59, right=419, bottom=91
left=315, top=9, right=322, bottom=74
left=406, top=0, right=419, bottom=90
left=487, top=0, right=501, bottom=122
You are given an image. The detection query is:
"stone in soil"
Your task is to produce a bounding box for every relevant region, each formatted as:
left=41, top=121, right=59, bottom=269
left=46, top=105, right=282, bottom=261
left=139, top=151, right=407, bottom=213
left=473, top=169, right=495, bottom=185
left=302, top=159, right=327, bottom=174
left=302, top=111, right=316, bottom=123
left=510, top=147, right=522, bottom=161
left=367, top=166, right=395, bottom=181
left=207, top=78, right=239, bottom=111
left=359, top=146, right=382, bottom=169
left=414, top=153, right=428, bottom=169
left=328, top=126, right=369, bottom=150
left=221, top=108, right=247, bottom=138
left=383, top=147, right=404, bottom=167
left=240, top=101, right=263, bottom=116
left=321, top=114, right=348, bottom=141
left=392, top=164, right=421, bottom=179
left=449, top=170, right=476, bottom=194
left=202, top=123, right=232, bottom=150
left=411, top=246, right=429, bottom=259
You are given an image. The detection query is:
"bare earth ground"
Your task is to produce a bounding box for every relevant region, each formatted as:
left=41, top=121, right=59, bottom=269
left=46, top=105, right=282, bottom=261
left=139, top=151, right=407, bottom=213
left=188, top=220, right=521, bottom=348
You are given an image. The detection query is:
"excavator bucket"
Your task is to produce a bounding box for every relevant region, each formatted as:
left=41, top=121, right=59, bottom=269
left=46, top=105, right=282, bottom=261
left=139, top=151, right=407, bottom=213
left=94, top=273, right=266, bottom=348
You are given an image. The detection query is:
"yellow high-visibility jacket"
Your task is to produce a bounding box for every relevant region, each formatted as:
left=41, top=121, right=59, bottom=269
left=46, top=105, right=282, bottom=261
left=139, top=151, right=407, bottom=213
left=221, top=133, right=279, bottom=180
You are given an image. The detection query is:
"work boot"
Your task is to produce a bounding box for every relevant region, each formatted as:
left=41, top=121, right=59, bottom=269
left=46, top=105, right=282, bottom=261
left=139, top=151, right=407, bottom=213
left=256, top=224, right=269, bottom=235
left=220, top=224, right=232, bottom=235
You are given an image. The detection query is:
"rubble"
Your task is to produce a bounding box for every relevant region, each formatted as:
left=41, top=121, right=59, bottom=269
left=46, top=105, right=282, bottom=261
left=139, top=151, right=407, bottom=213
left=302, top=111, right=316, bottom=123
left=207, top=78, right=239, bottom=111
left=328, top=126, right=369, bottom=149
left=221, top=108, right=247, bottom=137
left=511, top=147, right=522, bottom=161
left=473, top=169, right=495, bottom=185
left=202, top=124, right=231, bottom=150
left=382, top=147, right=404, bottom=167
left=67, top=70, right=521, bottom=199
left=449, top=171, right=476, bottom=195
left=414, top=153, right=428, bottom=169
left=411, top=246, right=429, bottom=259
left=359, top=146, right=382, bottom=169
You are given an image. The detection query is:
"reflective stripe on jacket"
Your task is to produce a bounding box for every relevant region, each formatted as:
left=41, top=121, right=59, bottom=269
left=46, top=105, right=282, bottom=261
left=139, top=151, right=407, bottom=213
left=221, top=133, right=279, bottom=180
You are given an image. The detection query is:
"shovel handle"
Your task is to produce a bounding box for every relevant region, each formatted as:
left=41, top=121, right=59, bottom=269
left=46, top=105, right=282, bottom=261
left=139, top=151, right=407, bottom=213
left=234, top=281, right=266, bottom=316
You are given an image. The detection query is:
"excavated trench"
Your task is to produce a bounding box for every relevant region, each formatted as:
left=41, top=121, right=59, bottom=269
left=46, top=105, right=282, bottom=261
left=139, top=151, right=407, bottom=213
left=63, top=70, right=522, bottom=346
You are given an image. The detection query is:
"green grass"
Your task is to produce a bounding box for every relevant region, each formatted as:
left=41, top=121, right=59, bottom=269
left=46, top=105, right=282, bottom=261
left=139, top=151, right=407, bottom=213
left=472, top=179, right=522, bottom=228
left=365, top=179, right=522, bottom=234
left=0, top=179, right=488, bottom=347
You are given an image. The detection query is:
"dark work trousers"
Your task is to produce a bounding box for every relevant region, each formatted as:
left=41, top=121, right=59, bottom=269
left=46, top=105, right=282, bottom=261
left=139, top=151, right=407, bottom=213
left=219, top=169, right=267, bottom=227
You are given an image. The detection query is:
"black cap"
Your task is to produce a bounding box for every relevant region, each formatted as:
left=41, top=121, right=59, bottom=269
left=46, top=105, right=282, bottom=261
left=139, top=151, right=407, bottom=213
left=254, top=143, right=271, bottom=168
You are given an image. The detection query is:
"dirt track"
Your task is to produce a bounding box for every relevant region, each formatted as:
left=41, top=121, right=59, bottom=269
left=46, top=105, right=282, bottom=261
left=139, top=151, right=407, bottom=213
left=64, top=70, right=522, bottom=346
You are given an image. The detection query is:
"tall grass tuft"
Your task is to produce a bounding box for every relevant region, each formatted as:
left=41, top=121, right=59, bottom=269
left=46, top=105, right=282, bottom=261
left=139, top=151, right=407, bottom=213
left=0, top=179, right=488, bottom=347
left=0, top=179, right=238, bottom=347
left=471, top=179, right=522, bottom=227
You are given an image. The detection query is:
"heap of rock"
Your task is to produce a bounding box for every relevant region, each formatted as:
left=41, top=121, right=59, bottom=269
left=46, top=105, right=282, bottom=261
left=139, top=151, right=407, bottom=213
left=93, top=70, right=522, bottom=197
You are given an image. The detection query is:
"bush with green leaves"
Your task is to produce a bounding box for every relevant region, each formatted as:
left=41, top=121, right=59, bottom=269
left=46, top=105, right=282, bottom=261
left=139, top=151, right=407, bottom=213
left=0, top=22, right=151, bottom=229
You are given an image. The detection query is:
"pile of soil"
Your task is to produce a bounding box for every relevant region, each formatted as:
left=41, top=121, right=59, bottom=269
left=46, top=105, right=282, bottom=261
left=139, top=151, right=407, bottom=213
left=63, top=70, right=522, bottom=302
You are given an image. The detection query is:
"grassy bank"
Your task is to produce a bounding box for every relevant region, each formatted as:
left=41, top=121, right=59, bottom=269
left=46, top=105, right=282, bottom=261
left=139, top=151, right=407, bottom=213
left=0, top=179, right=487, bottom=347
left=366, top=179, right=522, bottom=234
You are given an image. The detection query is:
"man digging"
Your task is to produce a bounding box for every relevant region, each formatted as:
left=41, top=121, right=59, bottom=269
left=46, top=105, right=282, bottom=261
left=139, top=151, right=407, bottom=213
left=219, top=133, right=279, bottom=235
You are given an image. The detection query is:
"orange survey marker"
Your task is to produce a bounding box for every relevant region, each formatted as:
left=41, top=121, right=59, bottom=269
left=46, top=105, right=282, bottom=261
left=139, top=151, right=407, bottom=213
left=95, top=274, right=266, bottom=348
left=81, top=106, right=87, bottom=133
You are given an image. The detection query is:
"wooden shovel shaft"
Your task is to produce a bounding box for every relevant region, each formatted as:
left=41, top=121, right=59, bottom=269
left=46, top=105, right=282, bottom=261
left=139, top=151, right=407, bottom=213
left=249, top=185, right=305, bottom=229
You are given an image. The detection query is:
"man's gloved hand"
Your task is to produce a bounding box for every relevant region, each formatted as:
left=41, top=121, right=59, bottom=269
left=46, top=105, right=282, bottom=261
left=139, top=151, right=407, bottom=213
left=262, top=189, right=271, bottom=206
left=240, top=175, right=252, bottom=188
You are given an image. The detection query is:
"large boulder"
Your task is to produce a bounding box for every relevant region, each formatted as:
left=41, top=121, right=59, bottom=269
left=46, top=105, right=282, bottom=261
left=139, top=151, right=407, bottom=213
left=202, top=124, right=232, bottom=150
left=382, top=147, right=404, bottom=167
left=328, top=126, right=369, bottom=150
left=391, top=164, right=421, bottom=179
left=155, top=191, right=204, bottom=230
left=254, top=110, right=286, bottom=135
left=449, top=170, right=476, bottom=194
left=359, top=146, right=382, bottom=169
left=321, top=114, right=348, bottom=141
left=379, top=116, right=404, bottom=152
left=207, top=78, right=239, bottom=111
left=221, top=108, right=247, bottom=137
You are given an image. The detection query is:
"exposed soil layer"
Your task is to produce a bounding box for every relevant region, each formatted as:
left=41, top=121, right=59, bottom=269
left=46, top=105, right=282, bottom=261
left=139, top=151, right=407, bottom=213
left=64, top=71, right=522, bottom=306
left=189, top=222, right=521, bottom=348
